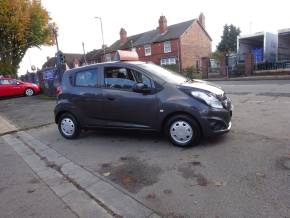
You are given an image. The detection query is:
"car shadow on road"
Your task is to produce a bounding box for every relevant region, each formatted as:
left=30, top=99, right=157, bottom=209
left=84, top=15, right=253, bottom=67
left=79, top=128, right=229, bottom=149
left=0, top=95, right=24, bottom=100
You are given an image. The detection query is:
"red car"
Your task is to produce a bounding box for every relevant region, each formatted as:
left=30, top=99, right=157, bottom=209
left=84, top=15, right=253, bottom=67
left=0, top=78, right=40, bottom=97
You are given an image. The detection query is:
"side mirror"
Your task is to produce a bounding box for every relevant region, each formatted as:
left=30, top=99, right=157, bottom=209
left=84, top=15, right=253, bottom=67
left=133, top=83, right=151, bottom=93
left=16, top=82, right=20, bottom=85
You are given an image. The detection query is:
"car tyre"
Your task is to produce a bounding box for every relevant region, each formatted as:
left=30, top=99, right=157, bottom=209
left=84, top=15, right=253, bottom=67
left=24, top=88, right=34, bottom=96
left=58, top=113, right=81, bottom=139
left=165, top=114, right=201, bottom=147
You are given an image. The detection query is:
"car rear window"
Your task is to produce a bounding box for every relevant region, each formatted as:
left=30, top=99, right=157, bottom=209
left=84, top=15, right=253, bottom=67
left=75, top=69, right=98, bottom=87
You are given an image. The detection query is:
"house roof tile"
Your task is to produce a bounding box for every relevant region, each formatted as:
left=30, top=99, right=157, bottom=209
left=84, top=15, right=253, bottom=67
left=108, top=19, right=211, bottom=52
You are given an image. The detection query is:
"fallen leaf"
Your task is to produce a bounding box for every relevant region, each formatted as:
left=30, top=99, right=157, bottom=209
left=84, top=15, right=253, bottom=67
left=146, top=193, right=156, bottom=200
left=192, top=161, right=201, bottom=166
left=256, top=172, right=266, bottom=178
left=103, top=172, right=111, bottom=177
left=213, top=181, right=226, bottom=187
left=121, top=175, right=135, bottom=185
left=163, top=189, right=173, bottom=194
left=27, top=189, right=35, bottom=193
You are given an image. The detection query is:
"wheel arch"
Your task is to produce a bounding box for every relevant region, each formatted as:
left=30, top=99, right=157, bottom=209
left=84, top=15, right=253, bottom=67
left=55, top=110, right=79, bottom=124
left=161, top=111, right=203, bottom=137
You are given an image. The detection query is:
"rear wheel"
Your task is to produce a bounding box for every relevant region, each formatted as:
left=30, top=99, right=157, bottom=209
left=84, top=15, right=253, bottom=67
left=25, top=88, right=34, bottom=96
left=165, top=114, right=201, bottom=147
left=58, top=113, right=81, bottom=139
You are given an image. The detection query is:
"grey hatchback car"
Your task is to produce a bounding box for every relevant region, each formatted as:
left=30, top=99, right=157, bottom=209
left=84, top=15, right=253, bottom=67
left=54, top=61, right=232, bottom=147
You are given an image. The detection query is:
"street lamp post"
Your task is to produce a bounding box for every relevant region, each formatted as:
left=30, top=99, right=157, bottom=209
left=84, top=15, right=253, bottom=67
left=49, top=23, right=60, bottom=53
left=94, top=17, right=106, bottom=60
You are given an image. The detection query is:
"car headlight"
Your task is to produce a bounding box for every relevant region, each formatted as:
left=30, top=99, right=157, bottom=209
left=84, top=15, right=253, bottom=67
left=191, top=91, right=223, bottom=109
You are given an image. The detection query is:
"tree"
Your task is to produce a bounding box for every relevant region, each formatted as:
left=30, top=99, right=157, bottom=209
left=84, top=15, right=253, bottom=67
left=217, top=24, right=241, bottom=54
left=0, top=0, right=54, bottom=76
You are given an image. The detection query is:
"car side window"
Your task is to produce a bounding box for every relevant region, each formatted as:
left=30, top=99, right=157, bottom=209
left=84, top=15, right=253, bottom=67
left=132, top=70, right=152, bottom=88
left=104, top=67, right=136, bottom=90
left=104, top=67, right=152, bottom=90
left=9, top=79, right=17, bottom=85
left=75, top=69, right=98, bottom=87
left=0, top=79, right=10, bottom=85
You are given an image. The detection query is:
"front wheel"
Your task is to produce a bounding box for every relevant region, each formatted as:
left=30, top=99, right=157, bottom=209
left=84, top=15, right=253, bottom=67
left=58, top=113, right=81, bottom=139
left=165, top=114, right=201, bottom=147
left=25, top=88, right=34, bottom=96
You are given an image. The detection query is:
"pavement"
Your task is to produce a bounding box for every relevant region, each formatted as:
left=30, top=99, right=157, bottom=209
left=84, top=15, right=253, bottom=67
left=206, top=74, right=290, bottom=81
left=0, top=80, right=290, bottom=217
left=0, top=136, right=77, bottom=218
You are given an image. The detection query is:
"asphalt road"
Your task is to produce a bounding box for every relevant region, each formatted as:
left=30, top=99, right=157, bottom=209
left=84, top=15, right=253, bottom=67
left=1, top=80, right=290, bottom=217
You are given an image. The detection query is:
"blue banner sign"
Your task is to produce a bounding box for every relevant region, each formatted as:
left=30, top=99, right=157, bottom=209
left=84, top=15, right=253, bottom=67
left=44, top=68, right=56, bottom=81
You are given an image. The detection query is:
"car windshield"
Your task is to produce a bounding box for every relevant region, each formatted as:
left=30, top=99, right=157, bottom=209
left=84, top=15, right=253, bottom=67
left=139, top=63, right=186, bottom=84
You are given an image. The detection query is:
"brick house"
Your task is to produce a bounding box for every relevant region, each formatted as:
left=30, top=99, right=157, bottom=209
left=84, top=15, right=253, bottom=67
left=104, top=13, right=212, bottom=72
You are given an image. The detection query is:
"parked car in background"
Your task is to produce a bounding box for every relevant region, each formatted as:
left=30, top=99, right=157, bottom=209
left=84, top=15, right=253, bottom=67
left=54, top=51, right=233, bottom=147
left=0, top=78, right=40, bottom=97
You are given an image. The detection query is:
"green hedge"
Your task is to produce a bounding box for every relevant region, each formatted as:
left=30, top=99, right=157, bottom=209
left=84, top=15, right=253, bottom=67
left=183, top=66, right=202, bottom=79
left=162, top=64, right=179, bottom=72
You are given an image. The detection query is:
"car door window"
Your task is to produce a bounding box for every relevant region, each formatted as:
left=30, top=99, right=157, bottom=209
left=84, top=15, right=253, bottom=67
left=104, top=67, right=136, bottom=90
left=75, top=69, right=98, bottom=87
left=104, top=67, right=152, bottom=90
left=9, top=79, right=17, bottom=85
left=132, top=70, right=152, bottom=88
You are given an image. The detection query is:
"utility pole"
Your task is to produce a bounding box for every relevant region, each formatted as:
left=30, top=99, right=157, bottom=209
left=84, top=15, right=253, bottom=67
left=49, top=23, right=65, bottom=90
left=82, top=42, right=87, bottom=65
left=94, top=17, right=106, bottom=60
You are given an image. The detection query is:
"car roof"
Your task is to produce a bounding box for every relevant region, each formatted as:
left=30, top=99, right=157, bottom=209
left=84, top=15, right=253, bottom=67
left=65, top=61, right=146, bottom=73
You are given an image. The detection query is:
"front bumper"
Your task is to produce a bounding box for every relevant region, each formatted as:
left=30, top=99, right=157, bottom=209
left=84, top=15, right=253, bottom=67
left=200, top=108, right=232, bottom=137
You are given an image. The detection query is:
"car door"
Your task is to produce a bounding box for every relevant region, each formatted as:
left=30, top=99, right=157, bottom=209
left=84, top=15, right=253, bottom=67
left=70, top=67, right=104, bottom=126
left=100, top=65, right=159, bottom=129
left=9, top=79, right=23, bottom=95
left=0, top=79, right=13, bottom=96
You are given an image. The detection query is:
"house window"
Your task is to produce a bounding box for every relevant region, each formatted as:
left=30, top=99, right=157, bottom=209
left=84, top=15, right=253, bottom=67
left=144, top=44, right=151, bottom=56
left=160, top=57, right=176, bottom=65
left=164, top=41, right=171, bottom=53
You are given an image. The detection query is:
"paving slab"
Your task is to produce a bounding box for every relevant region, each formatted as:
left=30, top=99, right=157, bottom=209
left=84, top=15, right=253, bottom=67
left=18, top=131, right=49, bottom=153
left=62, top=189, right=112, bottom=218
left=87, top=180, right=153, bottom=218
left=61, top=161, right=100, bottom=188
left=0, top=115, right=17, bottom=135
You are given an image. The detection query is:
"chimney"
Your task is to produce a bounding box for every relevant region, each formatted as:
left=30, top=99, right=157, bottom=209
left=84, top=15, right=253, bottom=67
left=199, top=13, right=205, bottom=29
left=158, top=15, right=167, bottom=34
left=119, top=28, right=127, bottom=45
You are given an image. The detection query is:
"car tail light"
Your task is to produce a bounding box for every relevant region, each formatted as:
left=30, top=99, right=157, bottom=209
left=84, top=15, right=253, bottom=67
left=56, top=86, right=62, bottom=97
